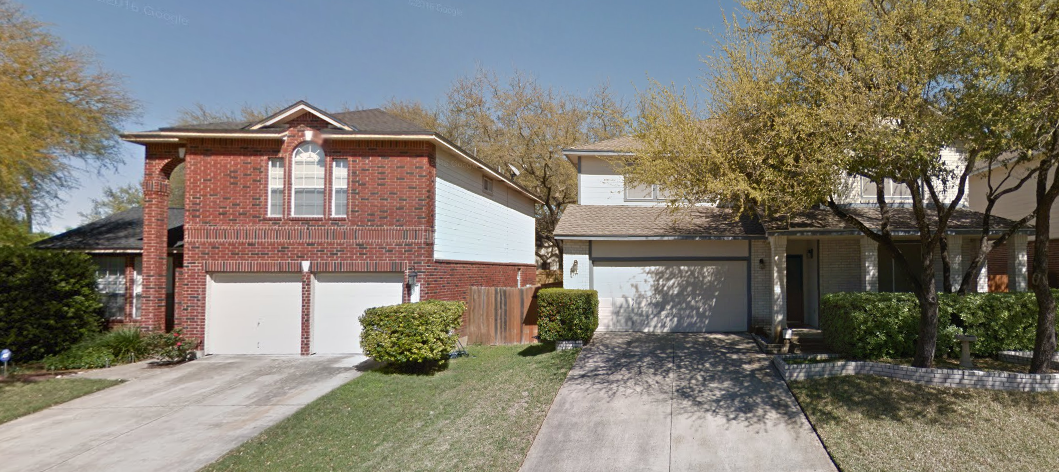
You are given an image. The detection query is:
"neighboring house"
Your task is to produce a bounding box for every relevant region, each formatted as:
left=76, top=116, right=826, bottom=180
left=45, top=101, right=538, bottom=356
left=556, top=136, right=1031, bottom=339
left=968, top=158, right=1059, bottom=288
left=34, top=207, right=183, bottom=328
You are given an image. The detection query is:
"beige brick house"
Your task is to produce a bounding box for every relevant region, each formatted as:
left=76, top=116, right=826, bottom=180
left=556, top=137, right=1032, bottom=340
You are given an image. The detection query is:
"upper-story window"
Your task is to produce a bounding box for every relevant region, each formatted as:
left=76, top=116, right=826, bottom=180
left=483, top=176, right=494, bottom=194
left=625, top=183, right=666, bottom=201
left=332, top=159, right=348, bottom=217
left=268, top=158, right=285, bottom=217
left=291, top=143, right=326, bottom=217
left=860, top=178, right=913, bottom=202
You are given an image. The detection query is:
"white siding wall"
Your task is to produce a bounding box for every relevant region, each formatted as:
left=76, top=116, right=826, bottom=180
left=970, top=161, right=1054, bottom=235
left=562, top=240, right=591, bottom=289
left=434, top=150, right=536, bottom=264
left=578, top=156, right=664, bottom=206
left=833, top=147, right=969, bottom=207
left=591, top=240, right=748, bottom=258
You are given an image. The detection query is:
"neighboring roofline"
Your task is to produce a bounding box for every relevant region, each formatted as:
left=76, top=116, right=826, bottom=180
left=119, top=131, right=544, bottom=204
left=246, top=100, right=356, bottom=131
left=561, top=149, right=636, bottom=166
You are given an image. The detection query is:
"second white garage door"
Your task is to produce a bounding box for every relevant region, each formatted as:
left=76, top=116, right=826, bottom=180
left=207, top=273, right=303, bottom=355
left=312, top=273, right=405, bottom=354
left=593, top=260, right=748, bottom=332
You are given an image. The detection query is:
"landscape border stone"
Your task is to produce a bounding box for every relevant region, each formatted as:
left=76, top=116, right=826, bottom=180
left=773, top=353, right=1059, bottom=392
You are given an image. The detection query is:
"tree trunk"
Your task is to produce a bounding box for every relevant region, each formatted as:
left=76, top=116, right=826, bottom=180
left=940, top=236, right=953, bottom=293
left=912, top=246, right=939, bottom=368
left=1030, top=164, right=1058, bottom=373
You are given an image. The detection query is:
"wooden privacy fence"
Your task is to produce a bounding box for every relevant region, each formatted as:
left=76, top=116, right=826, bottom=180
left=465, top=286, right=539, bottom=345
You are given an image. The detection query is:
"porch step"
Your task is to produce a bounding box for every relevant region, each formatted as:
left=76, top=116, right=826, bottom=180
left=788, top=329, right=829, bottom=354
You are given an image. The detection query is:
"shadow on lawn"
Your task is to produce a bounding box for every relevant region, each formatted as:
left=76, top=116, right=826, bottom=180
left=375, top=360, right=451, bottom=376
left=518, top=343, right=557, bottom=357
left=791, top=375, right=1052, bottom=426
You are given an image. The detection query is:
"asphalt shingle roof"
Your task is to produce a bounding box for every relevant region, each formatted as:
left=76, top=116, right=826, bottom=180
left=33, top=207, right=184, bottom=252
left=158, top=108, right=431, bottom=134
left=555, top=205, right=765, bottom=238
left=555, top=204, right=1029, bottom=239
left=564, top=136, right=642, bottom=153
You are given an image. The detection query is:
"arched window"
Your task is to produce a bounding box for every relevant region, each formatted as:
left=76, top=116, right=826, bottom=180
left=291, top=142, right=326, bottom=216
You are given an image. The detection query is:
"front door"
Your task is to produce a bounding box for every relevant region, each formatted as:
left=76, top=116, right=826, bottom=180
left=786, top=255, right=805, bottom=325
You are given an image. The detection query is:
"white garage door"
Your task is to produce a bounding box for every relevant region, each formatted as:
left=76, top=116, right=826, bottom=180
left=312, top=273, right=404, bottom=354
left=593, top=260, right=748, bottom=332
left=207, top=273, right=303, bottom=355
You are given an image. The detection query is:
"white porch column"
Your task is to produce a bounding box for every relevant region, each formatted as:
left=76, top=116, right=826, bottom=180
left=1008, top=233, right=1029, bottom=292
left=975, top=257, right=989, bottom=293
left=770, top=235, right=788, bottom=340
left=860, top=236, right=879, bottom=292
left=948, top=236, right=963, bottom=291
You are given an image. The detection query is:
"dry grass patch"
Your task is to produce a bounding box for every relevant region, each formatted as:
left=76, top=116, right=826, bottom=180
left=790, top=375, right=1059, bottom=472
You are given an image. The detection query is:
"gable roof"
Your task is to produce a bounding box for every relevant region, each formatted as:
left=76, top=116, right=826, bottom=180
left=246, top=101, right=355, bottom=131
left=555, top=205, right=766, bottom=240
left=33, top=207, right=184, bottom=252
left=121, top=101, right=542, bottom=204
left=564, top=136, right=642, bottom=155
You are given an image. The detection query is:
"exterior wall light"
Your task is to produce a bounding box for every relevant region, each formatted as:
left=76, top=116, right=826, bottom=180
left=407, top=269, right=418, bottom=287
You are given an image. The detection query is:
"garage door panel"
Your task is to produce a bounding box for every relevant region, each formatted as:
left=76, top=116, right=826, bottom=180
left=594, top=261, right=747, bottom=332
left=207, top=273, right=302, bottom=355
left=313, top=273, right=404, bottom=354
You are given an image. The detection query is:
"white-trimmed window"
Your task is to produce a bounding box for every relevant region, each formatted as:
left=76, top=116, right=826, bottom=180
left=268, top=158, right=285, bottom=217
left=291, top=143, right=326, bottom=217
left=332, top=159, right=348, bottom=217
left=94, top=256, right=126, bottom=320
left=625, top=183, right=658, bottom=201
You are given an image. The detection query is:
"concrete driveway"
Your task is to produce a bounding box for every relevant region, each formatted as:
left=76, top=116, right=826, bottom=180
left=0, top=354, right=369, bottom=472
left=520, top=333, right=836, bottom=472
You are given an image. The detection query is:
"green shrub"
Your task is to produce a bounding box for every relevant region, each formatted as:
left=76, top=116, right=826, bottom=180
left=95, top=328, right=151, bottom=362
left=940, top=292, right=1046, bottom=357
left=42, top=345, right=114, bottom=370
left=0, top=247, right=104, bottom=361
left=537, top=289, right=599, bottom=343
left=360, top=300, right=465, bottom=369
left=145, top=328, right=195, bottom=363
left=821, top=291, right=1059, bottom=360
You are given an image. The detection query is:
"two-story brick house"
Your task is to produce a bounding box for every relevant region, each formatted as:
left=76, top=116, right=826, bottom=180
left=103, top=101, right=539, bottom=355
left=556, top=136, right=1031, bottom=340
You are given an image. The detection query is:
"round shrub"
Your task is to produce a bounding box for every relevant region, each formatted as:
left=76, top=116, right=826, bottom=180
left=536, top=288, right=599, bottom=343
left=0, top=247, right=104, bottom=361
left=360, top=300, right=465, bottom=369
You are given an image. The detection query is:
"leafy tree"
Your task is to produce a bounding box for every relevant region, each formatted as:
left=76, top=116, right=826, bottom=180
left=626, top=0, right=1058, bottom=368
left=171, top=102, right=285, bottom=127
left=0, top=0, right=138, bottom=240
left=385, top=67, right=628, bottom=268
left=78, top=184, right=143, bottom=223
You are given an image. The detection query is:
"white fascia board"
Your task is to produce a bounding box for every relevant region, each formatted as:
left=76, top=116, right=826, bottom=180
left=248, top=104, right=353, bottom=131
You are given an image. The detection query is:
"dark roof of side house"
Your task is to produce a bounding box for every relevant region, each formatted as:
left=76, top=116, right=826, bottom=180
left=157, top=108, right=431, bottom=134
left=33, top=207, right=184, bottom=252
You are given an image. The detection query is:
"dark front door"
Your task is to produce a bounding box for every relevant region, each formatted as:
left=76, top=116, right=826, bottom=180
left=786, top=255, right=805, bottom=324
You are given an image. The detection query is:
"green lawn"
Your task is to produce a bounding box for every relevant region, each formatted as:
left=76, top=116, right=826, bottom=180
left=790, top=375, right=1059, bottom=472
left=204, top=344, right=579, bottom=472
left=0, top=377, right=120, bottom=425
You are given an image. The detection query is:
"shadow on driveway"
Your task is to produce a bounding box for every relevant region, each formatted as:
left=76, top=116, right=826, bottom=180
left=520, top=333, right=835, bottom=472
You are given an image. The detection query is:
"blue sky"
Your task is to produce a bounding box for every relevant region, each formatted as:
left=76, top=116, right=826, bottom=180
left=25, top=0, right=738, bottom=233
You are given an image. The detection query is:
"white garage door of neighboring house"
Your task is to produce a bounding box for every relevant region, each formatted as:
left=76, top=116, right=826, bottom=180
left=207, top=273, right=303, bottom=355
left=312, top=273, right=404, bottom=354
left=593, top=260, right=748, bottom=332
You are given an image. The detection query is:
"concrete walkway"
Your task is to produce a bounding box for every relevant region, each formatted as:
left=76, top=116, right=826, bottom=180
left=521, top=333, right=836, bottom=472
left=0, top=355, right=370, bottom=472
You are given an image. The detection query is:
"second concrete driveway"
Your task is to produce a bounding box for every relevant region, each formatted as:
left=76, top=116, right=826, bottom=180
left=521, top=333, right=836, bottom=472
left=0, top=355, right=369, bottom=472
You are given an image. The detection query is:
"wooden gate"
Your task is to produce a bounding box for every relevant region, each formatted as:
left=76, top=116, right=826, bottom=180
left=465, top=286, right=539, bottom=345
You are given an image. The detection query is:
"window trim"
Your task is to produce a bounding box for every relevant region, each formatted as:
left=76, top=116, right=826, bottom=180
left=482, top=176, right=494, bottom=194
left=290, top=142, right=327, bottom=218
left=624, top=183, right=660, bottom=201
left=267, top=157, right=285, bottom=217
left=332, top=158, right=348, bottom=218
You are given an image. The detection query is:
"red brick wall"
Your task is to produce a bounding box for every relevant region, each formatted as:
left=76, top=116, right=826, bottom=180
left=139, top=122, right=534, bottom=351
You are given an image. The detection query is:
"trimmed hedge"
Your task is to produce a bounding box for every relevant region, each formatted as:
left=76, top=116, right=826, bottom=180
left=820, top=291, right=1059, bottom=360
left=537, top=288, right=599, bottom=343
left=0, top=247, right=104, bottom=361
left=359, top=300, right=465, bottom=367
